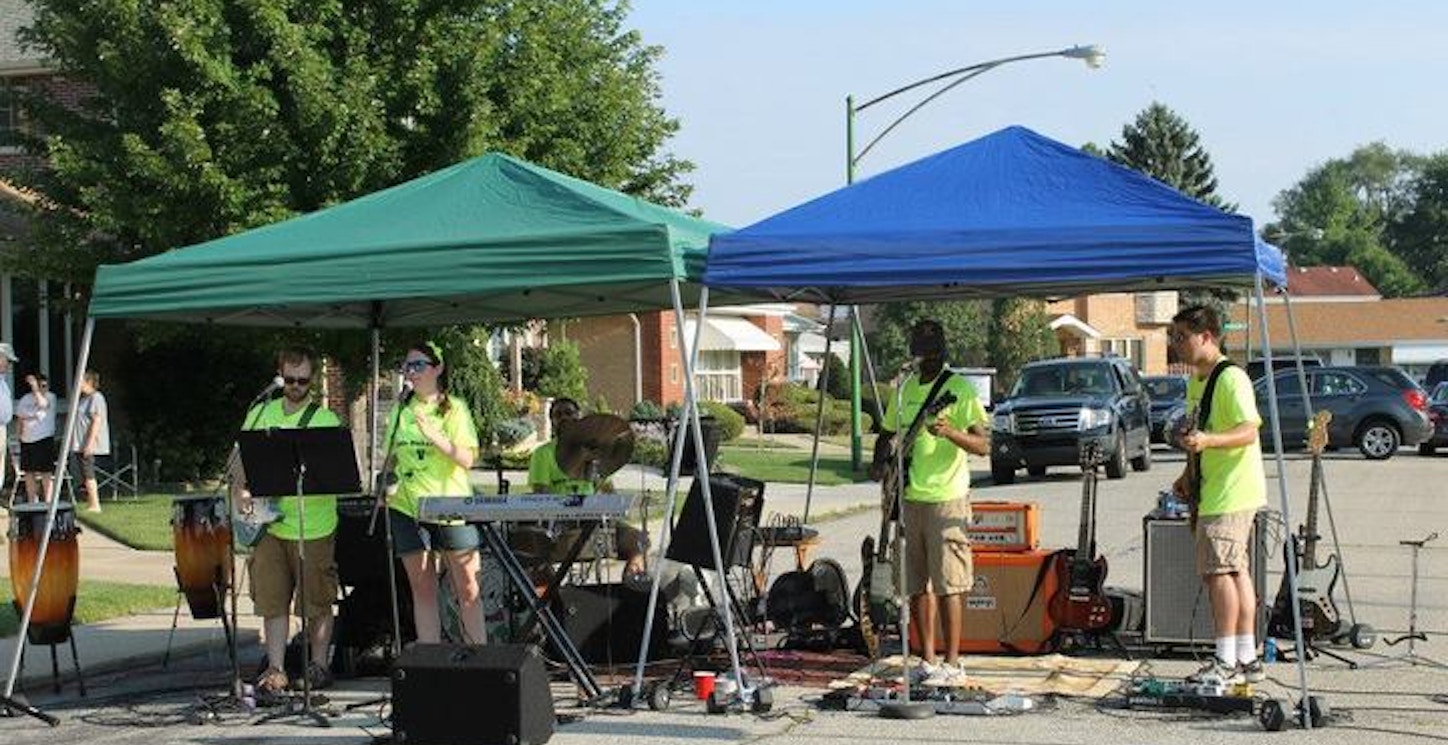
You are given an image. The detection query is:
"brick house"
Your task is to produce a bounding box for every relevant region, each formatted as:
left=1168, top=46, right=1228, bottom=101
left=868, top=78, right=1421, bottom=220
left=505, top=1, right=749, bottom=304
left=568, top=305, right=803, bottom=412
left=1044, top=291, right=1179, bottom=374
left=1, top=0, right=89, bottom=390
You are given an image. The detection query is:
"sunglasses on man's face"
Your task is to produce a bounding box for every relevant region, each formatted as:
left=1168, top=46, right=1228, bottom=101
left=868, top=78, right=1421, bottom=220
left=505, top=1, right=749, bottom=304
left=283, top=376, right=311, bottom=386
left=401, top=359, right=433, bottom=374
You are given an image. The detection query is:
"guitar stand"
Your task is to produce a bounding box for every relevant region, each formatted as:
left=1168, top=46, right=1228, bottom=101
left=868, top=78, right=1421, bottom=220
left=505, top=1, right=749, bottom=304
left=1283, top=640, right=1358, bottom=669
left=1361, top=532, right=1446, bottom=670
left=1058, top=629, right=1133, bottom=660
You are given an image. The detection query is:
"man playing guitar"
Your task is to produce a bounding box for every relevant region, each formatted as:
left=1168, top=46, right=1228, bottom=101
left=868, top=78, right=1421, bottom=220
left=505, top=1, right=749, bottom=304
left=1169, top=306, right=1268, bottom=685
left=870, top=320, right=989, bottom=686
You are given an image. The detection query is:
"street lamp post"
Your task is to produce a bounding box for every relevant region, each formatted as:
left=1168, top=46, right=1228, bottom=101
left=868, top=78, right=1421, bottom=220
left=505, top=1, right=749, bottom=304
left=842, top=44, right=1105, bottom=469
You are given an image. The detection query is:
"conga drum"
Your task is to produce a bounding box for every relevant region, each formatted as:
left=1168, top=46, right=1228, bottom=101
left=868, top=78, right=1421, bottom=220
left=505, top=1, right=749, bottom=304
left=172, top=495, right=232, bottom=619
left=7, top=502, right=80, bottom=645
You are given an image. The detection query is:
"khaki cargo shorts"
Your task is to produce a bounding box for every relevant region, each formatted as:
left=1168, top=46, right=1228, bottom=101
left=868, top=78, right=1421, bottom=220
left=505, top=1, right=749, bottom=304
left=902, top=498, right=974, bottom=596
left=248, top=532, right=338, bottom=620
left=1196, top=509, right=1256, bottom=576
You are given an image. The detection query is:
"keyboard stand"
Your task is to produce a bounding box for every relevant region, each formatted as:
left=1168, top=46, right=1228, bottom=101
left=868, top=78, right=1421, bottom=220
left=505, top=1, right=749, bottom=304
left=478, top=524, right=607, bottom=703
left=513, top=521, right=600, bottom=641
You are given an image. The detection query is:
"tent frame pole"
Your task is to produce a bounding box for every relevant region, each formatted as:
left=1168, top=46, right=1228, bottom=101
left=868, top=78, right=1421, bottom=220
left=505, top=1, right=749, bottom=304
left=1253, top=274, right=1314, bottom=727
left=1, top=316, right=94, bottom=725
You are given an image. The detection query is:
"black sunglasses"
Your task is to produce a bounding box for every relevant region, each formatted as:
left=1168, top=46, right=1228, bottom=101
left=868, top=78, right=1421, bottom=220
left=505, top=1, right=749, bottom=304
left=283, top=376, right=311, bottom=386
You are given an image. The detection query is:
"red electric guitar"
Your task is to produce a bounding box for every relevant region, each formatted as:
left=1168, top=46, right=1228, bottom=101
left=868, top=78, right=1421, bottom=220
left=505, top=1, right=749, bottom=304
left=1049, top=440, right=1113, bottom=632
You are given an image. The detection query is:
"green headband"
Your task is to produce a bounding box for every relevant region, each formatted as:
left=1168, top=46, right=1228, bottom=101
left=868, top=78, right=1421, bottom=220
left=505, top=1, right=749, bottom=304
left=425, top=340, right=445, bottom=366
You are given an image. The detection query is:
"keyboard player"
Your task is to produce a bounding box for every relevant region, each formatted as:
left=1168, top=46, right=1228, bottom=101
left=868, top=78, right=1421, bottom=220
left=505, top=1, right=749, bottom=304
left=523, top=398, right=648, bottom=578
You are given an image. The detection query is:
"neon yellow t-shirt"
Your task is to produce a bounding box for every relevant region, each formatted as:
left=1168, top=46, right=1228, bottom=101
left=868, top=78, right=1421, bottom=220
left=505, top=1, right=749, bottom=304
left=882, top=372, right=988, bottom=503
left=241, top=399, right=342, bottom=540
left=1186, top=363, right=1267, bottom=516
left=527, top=441, right=594, bottom=495
left=383, top=394, right=479, bottom=521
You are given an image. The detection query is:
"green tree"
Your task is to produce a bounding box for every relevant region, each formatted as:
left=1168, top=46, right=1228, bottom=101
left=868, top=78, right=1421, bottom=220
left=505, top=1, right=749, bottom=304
left=433, top=326, right=511, bottom=454
left=536, top=340, right=589, bottom=403
left=7, top=0, right=691, bottom=281
left=986, top=298, right=1055, bottom=396
left=1108, top=102, right=1238, bottom=313
left=1391, top=154, right=1448, bottom=292
left=1107, top=102, right=1234, bottom=211
left=868, top=300, right=991, bottom=377
left=1268, top=143, right=1429, bottom=296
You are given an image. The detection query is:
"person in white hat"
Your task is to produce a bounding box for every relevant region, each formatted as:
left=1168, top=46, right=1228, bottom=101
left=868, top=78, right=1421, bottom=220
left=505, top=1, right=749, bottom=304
left=0, top=342, right=17, bottom=496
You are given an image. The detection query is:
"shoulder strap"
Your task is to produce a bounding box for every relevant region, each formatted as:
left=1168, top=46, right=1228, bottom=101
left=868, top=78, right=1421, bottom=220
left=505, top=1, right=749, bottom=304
left=297, top=402, right=322, bottom=428
left=1198, top=359, right=1236, bottom=429
left=904, top=370, right=953, bottom=435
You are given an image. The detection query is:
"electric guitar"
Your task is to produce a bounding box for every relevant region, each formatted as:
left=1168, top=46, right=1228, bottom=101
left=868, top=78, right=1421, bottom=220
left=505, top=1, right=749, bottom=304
left=1048, top=440, right=1113, bottom=632
left=859, top=388, right=958, bottom=631
left=1268, top=409, right=1343, bottom=639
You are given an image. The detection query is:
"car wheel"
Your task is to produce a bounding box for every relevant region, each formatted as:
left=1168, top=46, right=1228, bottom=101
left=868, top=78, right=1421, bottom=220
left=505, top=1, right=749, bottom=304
left=1027, top=465, right=1047, bottom=478
left=1356, top=420, right=1400, bottom=460
left=1105, top=431, right=1128, bottom=479
left=991, top=460, right=1016, bottom=485
left=1421, top=442, right=1438, bottom=456
left=1131, top=440, right=1152, bottom=472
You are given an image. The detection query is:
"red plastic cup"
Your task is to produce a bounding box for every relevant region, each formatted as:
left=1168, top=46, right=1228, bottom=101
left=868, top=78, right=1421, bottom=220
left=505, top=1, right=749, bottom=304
left=692, top=671, right=716, bottom=700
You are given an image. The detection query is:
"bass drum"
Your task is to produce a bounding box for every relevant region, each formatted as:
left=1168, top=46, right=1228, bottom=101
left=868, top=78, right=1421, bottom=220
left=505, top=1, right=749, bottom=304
left=172, top=495, right=232, bottom=620
left=8, top=502, right=81, bottom=644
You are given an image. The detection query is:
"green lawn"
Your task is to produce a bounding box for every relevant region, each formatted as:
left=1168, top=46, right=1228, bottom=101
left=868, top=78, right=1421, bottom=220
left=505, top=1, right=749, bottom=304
left=1, top=581, right=177, bottom=638
left=78, top=493, right=186, bottom=551
left=715, top=446, right=867, bottom=485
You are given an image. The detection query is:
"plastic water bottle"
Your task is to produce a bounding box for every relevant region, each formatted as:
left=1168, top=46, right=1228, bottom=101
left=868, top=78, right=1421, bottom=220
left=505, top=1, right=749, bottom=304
left=1264, top=638, right=1278, bottom=663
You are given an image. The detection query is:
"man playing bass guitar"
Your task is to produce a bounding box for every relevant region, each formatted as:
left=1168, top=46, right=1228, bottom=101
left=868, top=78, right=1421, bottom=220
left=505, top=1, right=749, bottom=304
left=870, top=320, right=989, bottom=687
left=1169, top=305, right=1268, bottom=685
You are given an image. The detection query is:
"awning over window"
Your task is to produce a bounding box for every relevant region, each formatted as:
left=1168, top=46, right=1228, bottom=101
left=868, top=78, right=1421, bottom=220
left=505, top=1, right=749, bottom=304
left=684, top=317, right=782, bottom=352
left=1049, top=313, right=1102, bottom=340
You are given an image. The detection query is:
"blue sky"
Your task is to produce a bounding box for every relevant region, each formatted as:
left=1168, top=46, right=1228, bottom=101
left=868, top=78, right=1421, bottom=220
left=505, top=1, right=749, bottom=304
left=627, top=1, right=1448, bottom=229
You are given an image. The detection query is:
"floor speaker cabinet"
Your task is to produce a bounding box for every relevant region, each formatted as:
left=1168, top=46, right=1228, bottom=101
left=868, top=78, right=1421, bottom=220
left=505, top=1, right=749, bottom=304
left=392, top=643, right=554, bottom=745
left=665, top=474, right=765, bottom=570
left=1142, top=513, right=1270, bottom=647
left=549, top=582, right=670, bottom=664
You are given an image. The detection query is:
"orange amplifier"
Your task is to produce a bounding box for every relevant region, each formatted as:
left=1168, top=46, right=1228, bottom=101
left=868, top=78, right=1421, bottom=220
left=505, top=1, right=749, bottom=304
left=910, top=548, right=1064, bottom=655
left=967, top=501, right=1040, bottom=552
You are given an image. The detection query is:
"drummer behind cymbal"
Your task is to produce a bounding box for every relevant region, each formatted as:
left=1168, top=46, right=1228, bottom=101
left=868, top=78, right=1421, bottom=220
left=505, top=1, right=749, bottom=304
left=527, top=397, right=648, bottom=577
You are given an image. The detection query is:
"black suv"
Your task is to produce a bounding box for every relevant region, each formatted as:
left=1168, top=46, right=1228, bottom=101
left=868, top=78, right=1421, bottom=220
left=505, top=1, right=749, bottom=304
left=989, top=357, right=1153, bottom=484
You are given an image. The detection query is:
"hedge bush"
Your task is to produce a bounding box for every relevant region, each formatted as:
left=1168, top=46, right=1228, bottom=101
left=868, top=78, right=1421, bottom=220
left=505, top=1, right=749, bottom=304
left=701, top=400, right=745, bottom=441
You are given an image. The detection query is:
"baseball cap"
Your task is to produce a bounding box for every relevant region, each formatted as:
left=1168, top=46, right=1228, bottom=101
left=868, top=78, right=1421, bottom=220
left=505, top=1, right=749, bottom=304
left=0, top=343, right=16, bottom=362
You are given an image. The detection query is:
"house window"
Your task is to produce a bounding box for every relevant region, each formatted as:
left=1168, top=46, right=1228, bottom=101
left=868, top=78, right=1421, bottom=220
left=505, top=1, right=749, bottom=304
left=1102, top=337, right=1144, bottom=370
left=0, top=79, right=28, bottom=148
left=669, top=363, right=679, bottom=384
left=694, top=349, right=742, bottom=402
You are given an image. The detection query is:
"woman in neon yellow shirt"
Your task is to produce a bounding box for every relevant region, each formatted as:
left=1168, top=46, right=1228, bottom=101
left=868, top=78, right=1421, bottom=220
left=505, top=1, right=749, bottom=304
left=384, top=341, right=485, bottom=645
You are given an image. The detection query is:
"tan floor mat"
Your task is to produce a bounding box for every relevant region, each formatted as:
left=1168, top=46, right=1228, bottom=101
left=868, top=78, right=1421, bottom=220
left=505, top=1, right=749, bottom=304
left=832, top=653, right=1140, bottom=699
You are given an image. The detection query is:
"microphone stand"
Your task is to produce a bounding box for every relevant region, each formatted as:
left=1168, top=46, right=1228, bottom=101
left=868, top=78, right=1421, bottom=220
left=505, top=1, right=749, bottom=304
left=345, top=387, right=409, bottom=713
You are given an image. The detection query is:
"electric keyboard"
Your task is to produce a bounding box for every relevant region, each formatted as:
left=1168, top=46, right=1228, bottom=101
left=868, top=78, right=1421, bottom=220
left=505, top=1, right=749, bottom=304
left=417, top=492, right=636, bottom=523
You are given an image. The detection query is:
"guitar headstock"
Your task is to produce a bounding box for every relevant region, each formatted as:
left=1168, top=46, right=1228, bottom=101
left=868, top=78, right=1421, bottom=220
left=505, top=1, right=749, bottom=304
left=1307, top=409, right=1333, bottom=455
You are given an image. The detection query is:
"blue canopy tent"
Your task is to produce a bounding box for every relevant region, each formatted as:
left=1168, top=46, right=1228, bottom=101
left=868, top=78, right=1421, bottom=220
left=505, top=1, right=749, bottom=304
left=703, top=125, right=1320, bottom=713
left=705, top=126, right=1285, bottom=302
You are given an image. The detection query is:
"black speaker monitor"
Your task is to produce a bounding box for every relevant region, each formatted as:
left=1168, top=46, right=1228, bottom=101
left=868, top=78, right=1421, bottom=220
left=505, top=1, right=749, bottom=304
left=666, top=474, right=765, bottom=570
left=548, top=583, right=670, bottom=664
left=392, top=643, right=554, bottom=745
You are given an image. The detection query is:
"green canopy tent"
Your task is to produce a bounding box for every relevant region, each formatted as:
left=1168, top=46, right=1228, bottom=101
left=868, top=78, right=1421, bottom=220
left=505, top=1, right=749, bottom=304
left=7, top=153, right=755, bottom=712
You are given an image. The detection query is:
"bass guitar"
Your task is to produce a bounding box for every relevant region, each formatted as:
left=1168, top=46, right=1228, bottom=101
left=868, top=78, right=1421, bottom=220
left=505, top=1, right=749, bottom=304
left=858, top=388, right=958, bottom=632
left=1268, top=409, right=1343, bottom=640
left=1048, top=439, right=1113, bottom=632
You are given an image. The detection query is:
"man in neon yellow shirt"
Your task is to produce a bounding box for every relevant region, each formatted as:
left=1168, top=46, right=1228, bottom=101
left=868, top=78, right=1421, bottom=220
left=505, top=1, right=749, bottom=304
left=527, top=397, right=647, bottom=576
left=873, top=320, right=989, bottom=687
left=236, top=346, right=341, bottom=694
left=1170, top=305, right=1268, bottom=685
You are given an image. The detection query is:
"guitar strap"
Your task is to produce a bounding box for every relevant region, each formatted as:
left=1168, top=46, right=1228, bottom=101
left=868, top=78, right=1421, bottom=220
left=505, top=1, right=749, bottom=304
left=297, top=402, right=321, bottom=429
left=902, top=370, right=954, bottom=443
left=1191, top=358, right=1236, bottom=500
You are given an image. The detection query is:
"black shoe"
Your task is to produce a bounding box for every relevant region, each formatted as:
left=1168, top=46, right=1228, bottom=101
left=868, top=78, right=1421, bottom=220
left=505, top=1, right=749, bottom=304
left=299, top=662, right=333, bottom=691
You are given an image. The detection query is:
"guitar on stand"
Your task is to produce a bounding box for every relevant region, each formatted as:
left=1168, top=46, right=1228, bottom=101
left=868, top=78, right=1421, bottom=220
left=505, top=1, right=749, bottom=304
left=1048, top=440, right=1116, bottom=647
left=857, top=390, right=958, bottom=640
left=1268, top=410, right=1372, bottom=662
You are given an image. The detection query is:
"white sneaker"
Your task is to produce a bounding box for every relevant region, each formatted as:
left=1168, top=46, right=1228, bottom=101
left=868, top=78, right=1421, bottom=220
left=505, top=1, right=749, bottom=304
left=908, top=660, right=942, bottom=685
left=924, top=661, right=967, bottom=687
left=1186, top=657, right=1244, bottom=686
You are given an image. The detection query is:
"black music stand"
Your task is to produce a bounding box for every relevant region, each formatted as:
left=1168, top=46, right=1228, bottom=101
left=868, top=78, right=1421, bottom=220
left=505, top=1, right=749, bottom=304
left=238, top=427, right=360, bottom=727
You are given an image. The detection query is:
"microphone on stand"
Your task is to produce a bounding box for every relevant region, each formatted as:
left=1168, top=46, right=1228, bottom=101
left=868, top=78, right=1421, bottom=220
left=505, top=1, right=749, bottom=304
left=250, top=375, right=285, bottom=405
left=368, top=380, right=413, bottom=536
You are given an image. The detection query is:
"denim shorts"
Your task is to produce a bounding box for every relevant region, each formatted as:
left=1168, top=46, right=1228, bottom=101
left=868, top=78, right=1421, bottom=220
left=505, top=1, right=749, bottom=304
left=388, top=508, right=481, bottom=556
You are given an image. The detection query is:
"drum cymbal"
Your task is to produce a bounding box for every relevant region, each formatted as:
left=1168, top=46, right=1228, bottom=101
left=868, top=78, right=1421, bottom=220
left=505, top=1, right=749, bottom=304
left=556, top=413, right=634, bottom=480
